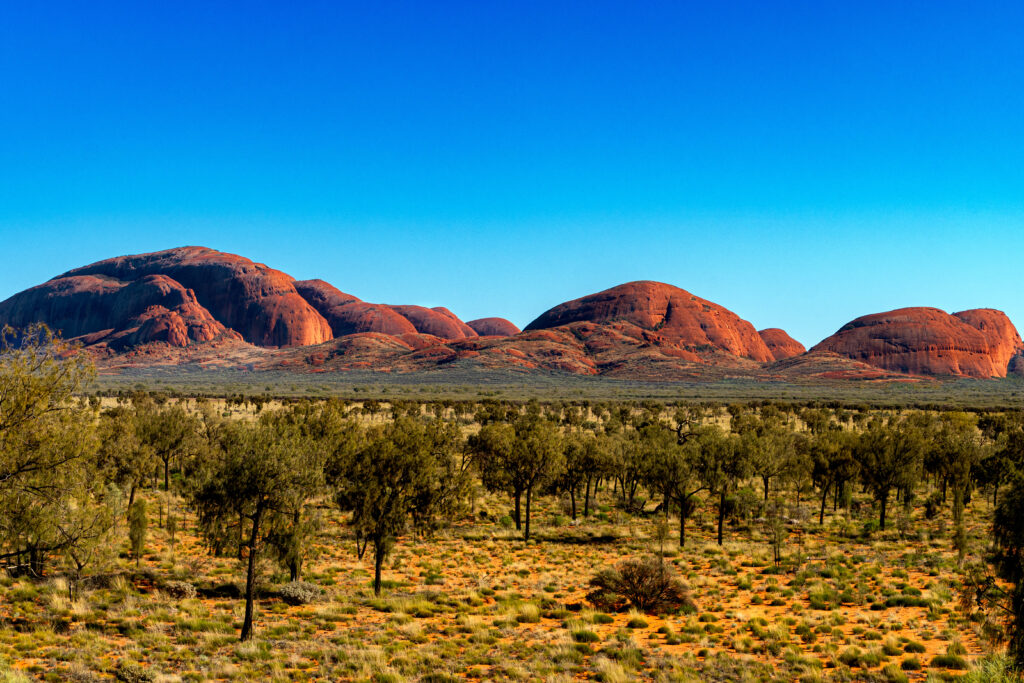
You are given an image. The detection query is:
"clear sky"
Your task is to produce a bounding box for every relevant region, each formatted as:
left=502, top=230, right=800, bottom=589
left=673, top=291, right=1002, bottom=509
left=2, top=2, right=1022, bottom=347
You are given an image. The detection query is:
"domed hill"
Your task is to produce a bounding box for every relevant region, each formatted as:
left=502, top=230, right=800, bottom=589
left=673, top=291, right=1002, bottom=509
left=293, top=280, right=417, bottom=336
left=391, top=306, right=478, bottom=340
left=525, top=281, right=775, bottom=362
left=292, top=280, right=479, bottom=340
left=758, top=328, right=805, bottom=360
left=811, top=307, right=1024, bottom=378
left=0, top=272, right=242, bottom=350
left=466, top=317, right=521, bottom=336
left=25, top=246, right=334, bottom=348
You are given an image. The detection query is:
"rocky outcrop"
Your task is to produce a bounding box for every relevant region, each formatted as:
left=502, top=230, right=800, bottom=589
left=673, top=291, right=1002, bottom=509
left=758, top=328, right=805, bottom=361
left=293, top=280, right=417, bottom=337
left=292, top=281, right=478, bottom=339
left=391, top=305, right=478, bottom=340
left=53, top=247, right=332, bottom=347
left=525, top=281, right=773, bottom=362
left=811, top=307, right=1024, bottom=378
left=466, top=317, right=521, bottom=336
left=0, top=271, right=239, bottom=349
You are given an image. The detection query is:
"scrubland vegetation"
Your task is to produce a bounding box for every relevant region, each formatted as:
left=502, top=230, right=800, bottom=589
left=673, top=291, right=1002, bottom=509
left=3, top=325, right=1024, bottom=681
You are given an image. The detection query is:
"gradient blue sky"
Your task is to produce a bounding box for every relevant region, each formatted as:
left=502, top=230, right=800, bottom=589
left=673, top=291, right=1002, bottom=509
left=2, top=2, right=1022, bottom=347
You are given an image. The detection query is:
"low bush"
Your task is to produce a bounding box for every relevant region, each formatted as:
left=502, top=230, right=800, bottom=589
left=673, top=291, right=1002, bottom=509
left=586, top=557, right=694, bottom=614
left=277, top=581, right=324, bottom=606
left=161, top=580, right=197, bottom=600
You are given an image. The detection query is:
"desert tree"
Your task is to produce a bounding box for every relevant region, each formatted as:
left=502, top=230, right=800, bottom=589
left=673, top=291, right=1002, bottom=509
left=734, top=410, right=798, bottom=501
left=929, top=413, right=983, bottom=562
left=333, top=417, right=466, bottom=595
left=695, top=425, right=746, bottom=546
left=128, top=499, right=148, bottom=567
left=191, top=415, right=323, bottom=641
left=645, top=427, right=708, bottom=548
left=978, top=412, right=1024, bottom=508
left=855, top=417, right=924, bottom=531
left=472, top=414, right=562, bottom=540
left=810, top=429, right=859, bottom=525
left=95, top=405, right=153, bottom=513
left=135, top=398, right=200, bottom=493
left=0, top=324, right=119, bottom=580
left=967, top=464, right=1024, bottom=668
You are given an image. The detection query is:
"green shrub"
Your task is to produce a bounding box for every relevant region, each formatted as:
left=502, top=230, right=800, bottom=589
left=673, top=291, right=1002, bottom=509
left=277, top=581, right=324, bottom=605
left=587, top=557, right=694, bottom=614
left=930, top=654, right=968, bottom=670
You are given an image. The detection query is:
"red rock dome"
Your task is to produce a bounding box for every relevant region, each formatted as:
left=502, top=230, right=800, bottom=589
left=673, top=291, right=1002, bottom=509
left=525, top=281, right=773, bottom=362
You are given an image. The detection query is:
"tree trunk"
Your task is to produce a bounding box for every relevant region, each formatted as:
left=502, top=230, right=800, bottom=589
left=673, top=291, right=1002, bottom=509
left=289, top=510, right=301, bottom=582
left=583, top=478, right=592, bottom=517
left=763, top=475, right=770, bottom=501
left=524, top=486, right=533, bottom=541
left=879, top=490, right=889, bottom=531
left=238, top=512, right=245, bottom=560
left=819, top=483, right=829, bottom=526
left=569, top=488, right=577, bottom=520
left=513, top=490, right=522, bottom=530
left=373, top=539, right=386, bottom=596
left=717, top=489, right=726, bottom=546
left=163, top=457, right=170, bottom=492
left=679, top=503, right=687, bottom=548
left=240, top=506, right=262, bottom=642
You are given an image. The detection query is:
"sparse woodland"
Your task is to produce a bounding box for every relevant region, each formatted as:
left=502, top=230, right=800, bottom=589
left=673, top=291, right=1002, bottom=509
left=3, top=325, right=1024, bottom=681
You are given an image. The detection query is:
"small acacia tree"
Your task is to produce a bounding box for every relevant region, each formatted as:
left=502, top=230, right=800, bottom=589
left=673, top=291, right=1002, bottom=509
left=855, top=417, right=923, bottom=531
left=334, top=417, right=465, bottom=595
left=696, top=425, right=746, bottom=546
left=0, top=324, right=116, bottom=579
left=472, top=414, right=562, bottom=541
left=192, top=415, right=323, bottom=641
left=136, top=399, right=199, bottom=493
left=645, top=426, right=706, bottom=548
left=128, top=500, right=147, bottom=567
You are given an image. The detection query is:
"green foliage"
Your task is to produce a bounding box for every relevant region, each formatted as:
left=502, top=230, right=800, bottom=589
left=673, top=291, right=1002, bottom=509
left=587, top=556, right=693, bottom=614
left=191, top=412, right=324, bottom=640
left=128, top=500, right=147, bottom=567
left=334, top=417, right=467, bottom=594
left=0, top=324, right=120, bottom=582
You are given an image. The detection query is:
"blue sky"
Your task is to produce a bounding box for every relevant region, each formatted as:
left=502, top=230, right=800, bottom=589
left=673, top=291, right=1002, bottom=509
left=2, top=2, right=1022, bottom=347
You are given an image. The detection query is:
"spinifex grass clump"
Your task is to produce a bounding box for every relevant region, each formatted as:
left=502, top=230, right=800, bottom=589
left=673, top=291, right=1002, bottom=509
left=587, top=556, right=694, bottom=614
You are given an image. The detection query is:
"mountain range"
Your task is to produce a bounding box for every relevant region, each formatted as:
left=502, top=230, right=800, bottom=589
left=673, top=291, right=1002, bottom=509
left=2, top=246, right=1021, bottom=382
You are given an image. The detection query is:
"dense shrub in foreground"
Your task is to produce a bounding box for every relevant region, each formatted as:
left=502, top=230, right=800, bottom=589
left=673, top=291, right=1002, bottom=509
left=587, top=556, right=694, bottom=614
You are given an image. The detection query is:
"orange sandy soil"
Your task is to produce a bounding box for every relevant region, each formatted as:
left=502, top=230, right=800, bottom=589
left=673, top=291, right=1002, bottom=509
left=0, top=488, right=1004, bottom=682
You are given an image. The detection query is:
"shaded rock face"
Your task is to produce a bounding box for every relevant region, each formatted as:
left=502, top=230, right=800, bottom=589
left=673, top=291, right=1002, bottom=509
left=292, top=281, right=480, bottom=339
left=525, top=281, right=774, bottom=362
left=52, top=247, right=333, bottom=347
left=758, top=328, right=805, bottom=361
left=811, top=307, right=1024, bottom=378
left=293, top=280, right=417, bottom=337
left=466, top=317, right=521, bottom=336
left=391, top=305, right=478, bottom=340
left=0, top=271, right=239, bottom=349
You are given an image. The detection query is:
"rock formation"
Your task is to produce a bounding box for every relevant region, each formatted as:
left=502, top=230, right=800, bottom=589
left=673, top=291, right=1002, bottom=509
left=466, top=317, right=521, bottom=336
left=0, top=270, right=240, bottom=349
left=293, top=280, right=417, bottom=337
left=525, top=281, right=774, bottom=362
left=811, top=307, right=1024, bottom=378
left=390, top=306, right=478, bottom=340
left=758, top=328, right=805, bottom=361
left=43, top=247, right=333, bottom=347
